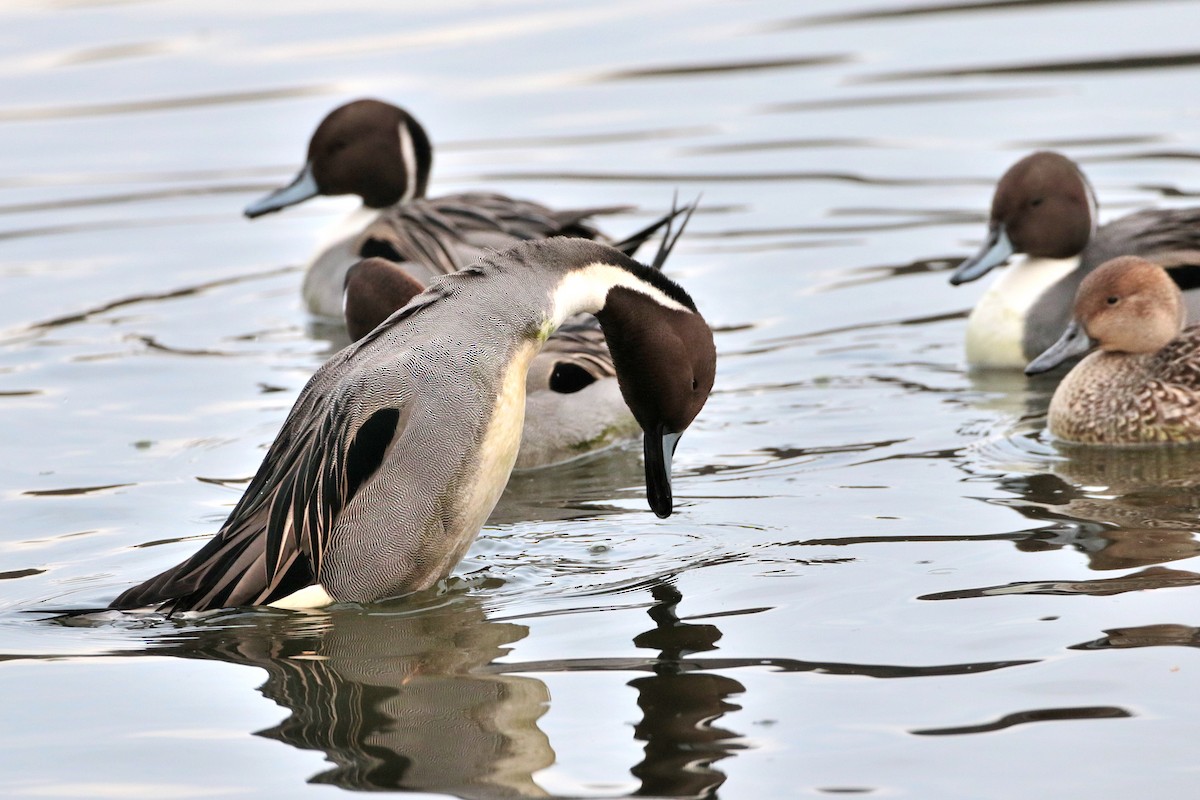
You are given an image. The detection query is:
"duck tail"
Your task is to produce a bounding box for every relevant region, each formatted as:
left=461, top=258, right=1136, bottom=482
left=612, top=194, right=699, bottom=267
left=646, top=193, right=699, bottom=271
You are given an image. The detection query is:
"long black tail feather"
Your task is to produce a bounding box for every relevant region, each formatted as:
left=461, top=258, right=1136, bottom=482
left=613, top=194, right=700, bottom=265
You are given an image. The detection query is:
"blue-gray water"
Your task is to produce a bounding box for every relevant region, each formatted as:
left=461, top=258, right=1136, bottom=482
left=4, top=1, right=1200, bottom=797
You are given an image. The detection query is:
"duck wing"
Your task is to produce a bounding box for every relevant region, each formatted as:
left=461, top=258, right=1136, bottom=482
left=1093, top=209, right=1200, bottom=287
left=108, top=347, right=406, bottom=614
left=1150, top=325, right=1200, bottom=389
left=352, top=193, right=631, bottom=282
left=1133, top=325, right=1200, bottom=442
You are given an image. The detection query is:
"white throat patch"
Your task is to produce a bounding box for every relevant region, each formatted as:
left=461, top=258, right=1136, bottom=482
left=549, top=262, right=691, bottom=328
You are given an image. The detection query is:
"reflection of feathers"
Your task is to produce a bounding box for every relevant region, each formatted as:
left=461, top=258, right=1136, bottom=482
left=162, top=607, right=553, bottom=796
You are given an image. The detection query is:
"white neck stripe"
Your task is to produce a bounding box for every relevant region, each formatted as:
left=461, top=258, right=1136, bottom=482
left=1083, top=172, right=1098, bottom=238
left=398, top=120, right=418, bottom=204
left=549, top=262, right=691, bottom=327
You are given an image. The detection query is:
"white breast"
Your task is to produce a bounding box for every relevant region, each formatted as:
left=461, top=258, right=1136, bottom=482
left=301, top=205, right=385, bottom=318
left=437, top=341, right=540, bottom=574
left=965, top=255, right=1080, bottom=369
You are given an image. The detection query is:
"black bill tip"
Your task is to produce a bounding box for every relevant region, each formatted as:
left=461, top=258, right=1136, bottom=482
left=644, top=430, right=681, bottom=518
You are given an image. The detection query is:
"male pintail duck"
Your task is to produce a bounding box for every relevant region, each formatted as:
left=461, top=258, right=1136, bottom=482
left=108, top=237, right=717, bottom=613
left=949, top=151, right=1200, bottom=369
left=1025, top=255, right=1200, bottom=445
left=246, top=98, right=684, bottom=469
left=244, top=98, right=672, bottom=319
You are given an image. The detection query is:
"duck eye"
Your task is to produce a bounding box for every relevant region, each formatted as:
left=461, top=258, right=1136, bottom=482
left=1106, top=296, right=1119, bottom=305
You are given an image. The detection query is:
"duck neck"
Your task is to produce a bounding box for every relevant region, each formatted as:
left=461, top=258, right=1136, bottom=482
left=546, top=261, right=692, bottom=329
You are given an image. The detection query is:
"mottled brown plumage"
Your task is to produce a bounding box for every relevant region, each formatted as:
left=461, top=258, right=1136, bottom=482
left=1047, top=334, right=1200, bottom=444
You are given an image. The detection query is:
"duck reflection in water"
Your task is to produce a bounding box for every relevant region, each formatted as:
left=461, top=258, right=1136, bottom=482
left=152, top=586, right=745, bottom=798
left=994, top=446, right=1200, bottom=572
left=628, top=582, right=746, bottom=798
left=162, top=597, right=552, bottom=797
left=55, top=582, right=1038, bottom=794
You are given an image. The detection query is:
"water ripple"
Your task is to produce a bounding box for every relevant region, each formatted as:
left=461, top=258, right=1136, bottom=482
left=860, top=50, right=1200, bottom=83
left=911, top=705, right=1130, bottom=736
left=594, top=53, right=850, bottom=82
left=761, top=87, right=1058, bottom=113
left=776, top=0, right=1128, bottom=28
left=0, top=85, right=337, bottom=123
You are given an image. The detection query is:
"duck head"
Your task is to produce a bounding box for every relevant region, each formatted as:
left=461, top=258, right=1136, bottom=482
left=343, top=257, right=427, bottom=341
left=951, top=151, right=1097, bottom=285
left=593, top=265, right=716, bottom=518
left=1025, top=255, right=1184, bottom=374
left=245, top=99, right=433, bottom=218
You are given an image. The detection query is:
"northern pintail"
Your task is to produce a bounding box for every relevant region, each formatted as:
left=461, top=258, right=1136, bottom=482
left=108, top=236, right=716, bottom=613
left=246, top=98, right=682, bottom=469
left=244, top=98, right=669, bottom=319
left=949, top=151, right=1200, bottom=369
left=1025, top=255, right=1200, bottom=444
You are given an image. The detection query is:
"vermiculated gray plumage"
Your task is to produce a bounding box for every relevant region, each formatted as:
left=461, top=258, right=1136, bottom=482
left=110, top=238, right=707, bottom=613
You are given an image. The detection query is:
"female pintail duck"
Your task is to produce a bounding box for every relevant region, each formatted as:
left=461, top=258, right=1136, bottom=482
left=246, top=98, right=683, bottom=469
left=1025, top=255, right=1200, bottom=445
left=949, top=151, right=1200, bottom=370
left=244, top=98, right=672, bottom=319
left=108, top=237, right=716, bottom=613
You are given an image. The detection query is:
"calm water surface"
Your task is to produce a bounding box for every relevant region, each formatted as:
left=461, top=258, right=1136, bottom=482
left=4, top=1, right=1200, bottom=797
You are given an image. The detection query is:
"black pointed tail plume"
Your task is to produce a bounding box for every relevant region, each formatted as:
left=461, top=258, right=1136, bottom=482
left=612, top=193, right=700, bottom=268
left=649, top=193, right=699, bottom=272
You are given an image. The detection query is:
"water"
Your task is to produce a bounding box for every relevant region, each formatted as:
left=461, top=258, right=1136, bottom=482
left=4, top=0, right=1200, bottom=796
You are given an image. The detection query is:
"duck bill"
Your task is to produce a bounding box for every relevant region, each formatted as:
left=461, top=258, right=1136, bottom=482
left=949, top=226, right=1015, bottom=285
left=644, top=429, right=681, bottom=519
left=1025, top=319, right=1095, bottom=375
left=244, top=161, right=320, bottom=218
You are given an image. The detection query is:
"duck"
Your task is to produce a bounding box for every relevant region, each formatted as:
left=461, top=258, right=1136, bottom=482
left=948, top=150, right=1200, bottom=370
left=245, top=98, right=685, bottom=469
left=244, top=98, right=673, bottom=319
left=1025, top=255, right=1200, bottom=445
left=107, top=236, right=717, bottom=613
